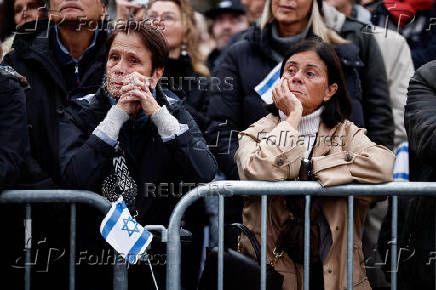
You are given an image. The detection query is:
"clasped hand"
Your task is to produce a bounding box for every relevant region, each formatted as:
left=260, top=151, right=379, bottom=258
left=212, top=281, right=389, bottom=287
left=117, top=72, right=161, bottom=116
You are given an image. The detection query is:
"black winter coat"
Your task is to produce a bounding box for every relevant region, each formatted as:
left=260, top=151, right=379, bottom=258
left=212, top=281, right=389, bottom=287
left=161, top=55, right=211, bottom=132
left=59, top=85, right=217, bottom=225
left=400, top=60, right=436, bottom=289
left=1, top=20, right=108, bottom=186
left=0, top=66, right=29, bottom=187
left=207, top=24, right=392, bottom=179
left=338, top=18, right=394, bottom=146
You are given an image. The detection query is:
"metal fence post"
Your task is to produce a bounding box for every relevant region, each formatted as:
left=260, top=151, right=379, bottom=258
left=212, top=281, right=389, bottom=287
left=166, top=187, right=203, bottom=290
left=218, top=195, right=224, bottom=290
left=347, top=196, right=354, bottom=290
left=391, top=196, right=398, bottom=290
left=24, top=204, right=32, bottom=290
left=304, top=195, right=311, bottom=290
left=261, top=195, right=268, bottom=290
left=69, top=203, right=76, bottom=290
left=113, top=253, right=128, bottom=290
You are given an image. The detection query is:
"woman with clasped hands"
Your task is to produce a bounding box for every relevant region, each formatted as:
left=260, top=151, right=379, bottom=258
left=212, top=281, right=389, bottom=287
left=235, top=39, right=395, bottom=290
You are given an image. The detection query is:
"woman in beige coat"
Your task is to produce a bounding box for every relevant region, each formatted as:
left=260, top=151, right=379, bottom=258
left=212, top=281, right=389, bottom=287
left=235, top=38, right=395, bottom=290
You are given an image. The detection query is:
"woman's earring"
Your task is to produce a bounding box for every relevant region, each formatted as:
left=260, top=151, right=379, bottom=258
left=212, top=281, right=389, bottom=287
left=181, top=43, right=188, bottom=56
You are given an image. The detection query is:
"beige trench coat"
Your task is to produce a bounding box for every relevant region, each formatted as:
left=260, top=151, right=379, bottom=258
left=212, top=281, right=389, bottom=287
left=235, top=114, right=395, bottom=290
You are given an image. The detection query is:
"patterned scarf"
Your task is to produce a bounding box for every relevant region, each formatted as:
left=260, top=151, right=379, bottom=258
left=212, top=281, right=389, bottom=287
left=102, top=146, right=138, bottom=212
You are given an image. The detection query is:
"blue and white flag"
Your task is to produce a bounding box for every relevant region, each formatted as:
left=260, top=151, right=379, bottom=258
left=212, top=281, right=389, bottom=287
left=393, top=142, right=409, bottom=181
left=100, top=197, right=153, bottom=264
left=254, top=62, right=282, bottom=104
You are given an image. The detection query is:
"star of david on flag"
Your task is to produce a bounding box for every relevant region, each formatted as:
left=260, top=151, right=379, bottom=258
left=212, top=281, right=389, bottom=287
left=100, top=197, right=153, bottom=264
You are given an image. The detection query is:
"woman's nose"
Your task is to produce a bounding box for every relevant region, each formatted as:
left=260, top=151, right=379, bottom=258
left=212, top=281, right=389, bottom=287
left=112, top=60, right=128, bottom=75
left=291, top=70, right=303, bottom=83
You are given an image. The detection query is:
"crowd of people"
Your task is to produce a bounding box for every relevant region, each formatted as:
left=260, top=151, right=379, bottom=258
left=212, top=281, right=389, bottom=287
left=0, top=0, right=435, bottom=289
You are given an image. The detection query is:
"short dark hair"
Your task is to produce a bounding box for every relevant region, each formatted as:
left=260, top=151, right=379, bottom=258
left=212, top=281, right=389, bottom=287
left=269, top=37, right=352, bottom=128
left=106, top=22, right=169, bottom=72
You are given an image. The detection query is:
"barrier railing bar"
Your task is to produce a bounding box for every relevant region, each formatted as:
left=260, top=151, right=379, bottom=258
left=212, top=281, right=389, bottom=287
left=166, top=181, right=436, bottom=290
left=261, top=195, right=267, bottom=290
left=0, top=190, right=127, bottom=290
left=0, top=190, right=110, bottom=212
left=347, top=196, right=354, bottom=290
left=304, top=195, right=311, bottom=290
left=25, top=204, right=31, bottom=290
left=69, top=203, right=76, bottom=290
left=391, top=196, right=398, bottom=290
left=218, top=195, right=224, bottom=290
left=190, top=181, right=436, bottom=196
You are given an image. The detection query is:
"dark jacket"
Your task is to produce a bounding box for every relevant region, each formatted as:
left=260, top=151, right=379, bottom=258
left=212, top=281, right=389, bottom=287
left=207, top=48, right=221, bottom=73
left=400, top=60, right=436, bottom=289
left=161, top=55, right=211, bottom=132
left=59, top=85, right=217, bottom=225
left=206, top=24, right=392, bottom=179
left=405, top=60, right=436, bottom=182
left=0, top=66, right=29, bottom=187
left=338, top=17, right=394, bottom=147
left=1, top=20, right=108, bottom=186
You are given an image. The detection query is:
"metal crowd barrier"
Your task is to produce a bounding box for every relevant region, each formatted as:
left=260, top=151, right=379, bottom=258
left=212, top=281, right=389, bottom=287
left=166, top=180, right=436, bottom=290
left=0, top=189, right=128, bottom=290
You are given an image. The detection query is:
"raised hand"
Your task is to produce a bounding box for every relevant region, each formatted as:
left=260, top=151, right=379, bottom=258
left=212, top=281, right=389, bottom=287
left=272, top=77, right=303, bottom=128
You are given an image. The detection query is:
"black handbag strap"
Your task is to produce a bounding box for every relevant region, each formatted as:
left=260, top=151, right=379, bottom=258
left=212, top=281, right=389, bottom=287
left=228, top=223, right=261, bottom=263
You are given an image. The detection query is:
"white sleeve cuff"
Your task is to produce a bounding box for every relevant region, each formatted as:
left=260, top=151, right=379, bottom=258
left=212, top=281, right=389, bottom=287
left=92, top=105, right=129, bottom=146
left=151, top=105, right=188, bottom=142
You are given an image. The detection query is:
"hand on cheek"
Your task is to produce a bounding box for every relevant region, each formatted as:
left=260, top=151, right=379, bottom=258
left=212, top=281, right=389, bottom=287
left=272, top=78, right=303, bottom=129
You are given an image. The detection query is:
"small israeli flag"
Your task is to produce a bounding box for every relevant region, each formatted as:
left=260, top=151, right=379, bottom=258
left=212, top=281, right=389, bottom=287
left=393, top=142, right=409, bottom=181
left=254, top=62, right=282, bottom=104
left=100, top=197, right=153, bottom=264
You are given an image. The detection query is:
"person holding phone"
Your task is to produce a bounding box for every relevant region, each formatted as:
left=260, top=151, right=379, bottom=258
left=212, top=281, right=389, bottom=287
left=58, top=23, right=217, bottom=289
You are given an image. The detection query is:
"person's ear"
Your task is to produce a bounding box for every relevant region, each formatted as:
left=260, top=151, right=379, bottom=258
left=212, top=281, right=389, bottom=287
left=324, top=83, right=338, bottom=101
left=149, top=67, right=164, bottom=89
